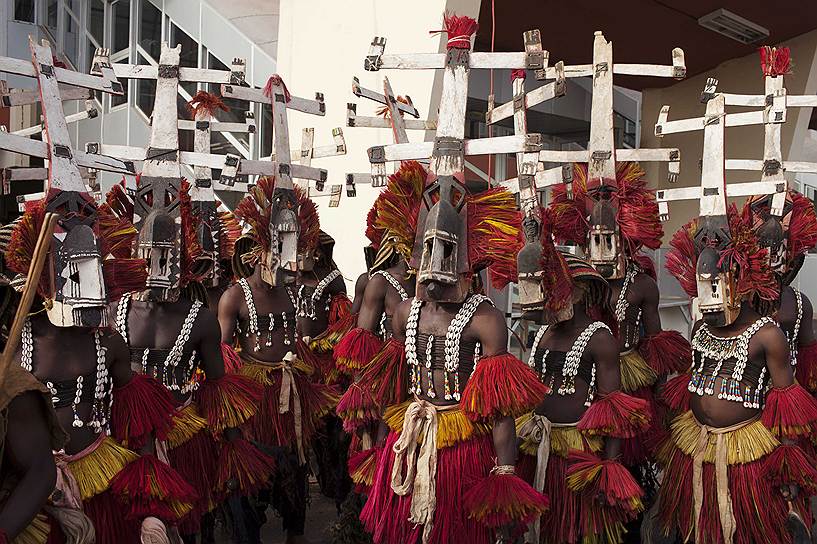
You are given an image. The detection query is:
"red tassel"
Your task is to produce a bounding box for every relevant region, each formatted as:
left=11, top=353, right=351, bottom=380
left=638, top=330, right=691, bottom=375
left=358, top=338, right=408, bottom=408
left=760, top=46, right=791, bottom=77
left=463, top=472, right=549, bottom=528
left=336, top=382, right=379, bottom=433
left=762, top=384, right=817, bottom=439
left=348, top=446, right=379, bottom=494
left=461, top=353, right=550, bottom=422
left=436, top=13, right=478, bottom=50
left=111, top=454, right=198, bottom=522
left=186, top=90, right=228, bottom=119
left=263, top=74, right=291, bottom=102
left=217, top=438, right=276, bottom=496
left=220, top=342, right=243, bottom=373
left=764, top=444, right=817, bottom=495
left=796, top=341, right=817, bottom=393
left=295, top=337, right=321, bottom=375
left=660, top=373, right=692, bottom=413
left=329, top=293, right=352, bottom=323
left=334, top=327, right=384, bottom=373
left=566, top=450, right=644, bottom=513
left=195, top=373, right=262, bottom=433
left=111, top=374, right=175, bottom=450
left=577, top=391, right=650, bottom=438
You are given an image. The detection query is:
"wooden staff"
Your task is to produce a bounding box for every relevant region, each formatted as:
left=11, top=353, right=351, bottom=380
left=0, top=212, right=57, bottom=385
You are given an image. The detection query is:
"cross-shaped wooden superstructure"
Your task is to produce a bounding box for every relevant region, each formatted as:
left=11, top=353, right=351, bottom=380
left=218, top=78, right=346, bottom=194
left=345, top=75, right=437, bottom=193
left=0, top=41, right=136, bottom=191
left=652, top=65, right=817, bottom=221
left=363, top=22, right=554, bottom=188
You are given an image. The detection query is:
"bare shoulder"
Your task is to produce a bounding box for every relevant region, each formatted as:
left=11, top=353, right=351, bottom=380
left=756, top=319, right=788, bottom=348
left=219, top=283, right=243, bottom=309
left=100, top=328, right=130, bottom=360
left=633, top=272, right=659, bottom=300
left=589, top=323, right=618, bottom=358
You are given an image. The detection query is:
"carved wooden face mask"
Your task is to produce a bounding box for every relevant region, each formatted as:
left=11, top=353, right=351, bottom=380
left=412, top=176, right=469, bottom=303
left=191, top=201, right=219, bottom=286
left=517, top=217, right=545, bottom=312
left=588, top=198, right=625, bottom=280
left=695, top=246, right=739, bottom=327
left=48, top=223, right=107, bottom=328
left=133, top=176, right=182, bottom=301
left=260, top=188, right=298, bottom=287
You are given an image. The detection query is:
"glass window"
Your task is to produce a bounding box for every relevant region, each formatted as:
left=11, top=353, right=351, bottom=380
left=86, top=41, right=102, bottom=103
left=64, top=0, right=79, bottom=16
left=64, top=12, right=80, bottom=67
left=139, top=0, right=162, bottom=60
left=112, top=1, right=131, bottom=54
left=260, top=103, right=272, bottom=158
left=88, top=0, right=105, bottom=44
left=13, top=0, right=35, bottom=22
left=136, top=55, right=156, bottom=117
left=207, top=53, right=251, bottom=149
left=178, top=95, right=194, bottom=152
left=171, top=23, right=198, bottom=95
left=46, top=0, right=58, bottom=33
left=111, top=79, right=128, bottom=108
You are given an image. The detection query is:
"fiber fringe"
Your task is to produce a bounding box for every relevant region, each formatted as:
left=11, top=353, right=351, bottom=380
left=619, top=350, right=658, bottom=392
left=334, top=328, right=383, bottom=373
left=577, top=391, right=650, bottom=438
left=659, top=373, right=692, bottom=414
left=761, top=384, right=817, bottom=439
left=463, top=473, right=549, bottom=528
left=67, top=436, right=138, bottom=501
left=461, top=353, right=549, bottom=422
left=358, top=338, right=408, bottom=409
left=383, top=401, right=489, bottom=449
left=110, top=454, right=197, bottom=522
left=166, top=403, right=207, bottom=449
left=220, top=342, right=243, bottom=373
left=795, top=341, right=817, bottom=392
left=217, top=437, right=276, bottom=495
left=111, top=374, right=176, bottom=450
left=638, top=330, right=692, bottom=375
left=195, top=373, right=262, bottom=432
left=336, top=381, right=379, bottom=433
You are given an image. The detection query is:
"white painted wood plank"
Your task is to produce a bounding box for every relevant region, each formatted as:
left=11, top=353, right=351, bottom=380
left=113, top=64, right=237, bottom=83
left=30, top=39, right=86, bottom=193
left=588, top=32, right=615, bottom=180
left=346, top=114, right=436, bottom=130
left=486, top=72, right=565, bottom=125
left=177, top=119, right=255, bottom=133
left=0, top=54, right=122, bottom=94
left=351, top=76, right=419, bottom=117
left=788, top=95, right=817, bottom=107
left=538, top=149, right=590, bottom=163
left=0, top=83, right=91, bottom=106
left=13, top=100, right=97, bottom=137
left=383, top=77, right=409, bottom=143
left=699, top=95, right=726, bottom=217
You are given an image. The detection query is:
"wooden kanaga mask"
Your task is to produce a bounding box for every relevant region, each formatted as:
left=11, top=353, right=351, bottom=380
left=586, top=185, right=625, bottom=280
left=517, top=215, right=546, bottom=313
left=262, top=187, right=299, bottom=287
left=412, top=175, right=470, bottom=303
left=133, top=176, right=182, bottom=302
left=693, top=216, right=739, bottom=327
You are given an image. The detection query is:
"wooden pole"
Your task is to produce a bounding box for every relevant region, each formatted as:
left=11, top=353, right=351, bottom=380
left=0, top=212, right=57, bottom=386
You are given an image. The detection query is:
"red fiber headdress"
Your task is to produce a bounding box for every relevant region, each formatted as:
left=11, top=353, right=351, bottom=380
left=186, top=91, right=229, bottom=119
left=760, top=46, right=792, bottom=77
left=466, top=187, right=523, bottom=289
left=549, top=162, right=663, bottom=258
left=744, top=190, right=817, bottom=272
left=368, top=161, right=427, bottom=267
left=665, top=203, right=778, bottom=303
left=6, top=197, right=146, bottom=301
left=295, top=185, right=320, bottom=254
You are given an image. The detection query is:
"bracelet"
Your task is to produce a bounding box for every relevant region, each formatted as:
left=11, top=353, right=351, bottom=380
left=490, top=464, right=515, bottom=476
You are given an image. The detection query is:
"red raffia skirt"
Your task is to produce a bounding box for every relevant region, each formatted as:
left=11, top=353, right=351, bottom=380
left=516, top=414, right=607, bottom=544
left=165, top=401, right=220, bottom=535
left=360, top=401, right=494, bottom=544
left=238, top=355, right=338, bottom=452
left=656, top=410, right=811, bottom=544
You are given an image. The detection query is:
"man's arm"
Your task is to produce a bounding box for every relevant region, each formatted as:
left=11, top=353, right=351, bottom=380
left=762, top=323, right=794, bottom=389
left=471, top=306, right=517, bottom=466
left=390, top=298, right=411, bottom=343
left=197, top=309, right=226, bottom=381
left=590, top=328, right=624, bottom=459
left=0, top=392, right=57, bottom=539
left=357, top=275, right=388, bottom=332
left=798, top=293, right=816, bottom=346
left=351, top=273, right=369, bottom=314
left=637, top=274, right=662, bottom=336
left=218, top=285, right=242, bottom=344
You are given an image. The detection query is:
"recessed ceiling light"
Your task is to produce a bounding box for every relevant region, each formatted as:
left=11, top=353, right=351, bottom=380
left=698, top=8, right=769, bottom=44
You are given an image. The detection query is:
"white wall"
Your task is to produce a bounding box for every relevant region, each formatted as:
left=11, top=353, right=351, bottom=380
left=275, top=0, right=481, bottom=288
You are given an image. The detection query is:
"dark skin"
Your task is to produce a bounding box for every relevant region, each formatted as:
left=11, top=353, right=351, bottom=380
left=110, top=296, right=226, bottom=404
left=297, top=262, right=347, bottom=340
left=219, top=267, right=298, bottom=363
left=357, top=260, right=415, bottom=333
left=392, top=293, right=517, bottom=467
left=13, top=312, right=135, bottom=455
left=350, top=272, right=369, bottom=315
left=0, top=391, right=57, bottom=539
left=776, top=285, right=816, bottom=349
left=608, top=271, right=662, bottom=351
left=531, top=297, right=623, bottom=460
left=690, top=302, right=792, bottom=429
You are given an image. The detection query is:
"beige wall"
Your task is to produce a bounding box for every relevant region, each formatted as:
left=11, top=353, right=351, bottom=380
left=275, top=0, right=481, bottom=288
left=640, top=29, right=817, bottom=239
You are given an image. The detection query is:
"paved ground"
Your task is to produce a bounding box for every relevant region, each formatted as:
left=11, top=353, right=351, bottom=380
left=214, top=480, right=339, bottom=544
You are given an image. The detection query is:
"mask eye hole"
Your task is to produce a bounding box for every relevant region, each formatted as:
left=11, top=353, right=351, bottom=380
left=159, top=250, right=168, bottom=270
left=442, top=240, right=453, bottom=259
left=69, top=271, right=80, bottom=284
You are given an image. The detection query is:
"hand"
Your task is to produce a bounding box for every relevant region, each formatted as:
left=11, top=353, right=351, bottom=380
left=780, top=484, right=800, bottom=501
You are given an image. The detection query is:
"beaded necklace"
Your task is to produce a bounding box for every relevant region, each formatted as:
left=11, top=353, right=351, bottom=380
left=21, top=318, right=111, bottom=432
left=115, top=293, right=202, bottom=394
left=297, top=269, right=342, bottom=320
left=614, top=264, right=642, bottom=349
left=688, top=316, right=774, bottom=409
left=784, top=289, right=803, bottom=367
left=527, top=321, right=610, bottom=406
left=372, top=270, right=410, bottom=338
left=238, top=278, right=296, bottom=351
left=405, top=294, right=489, bottom=401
